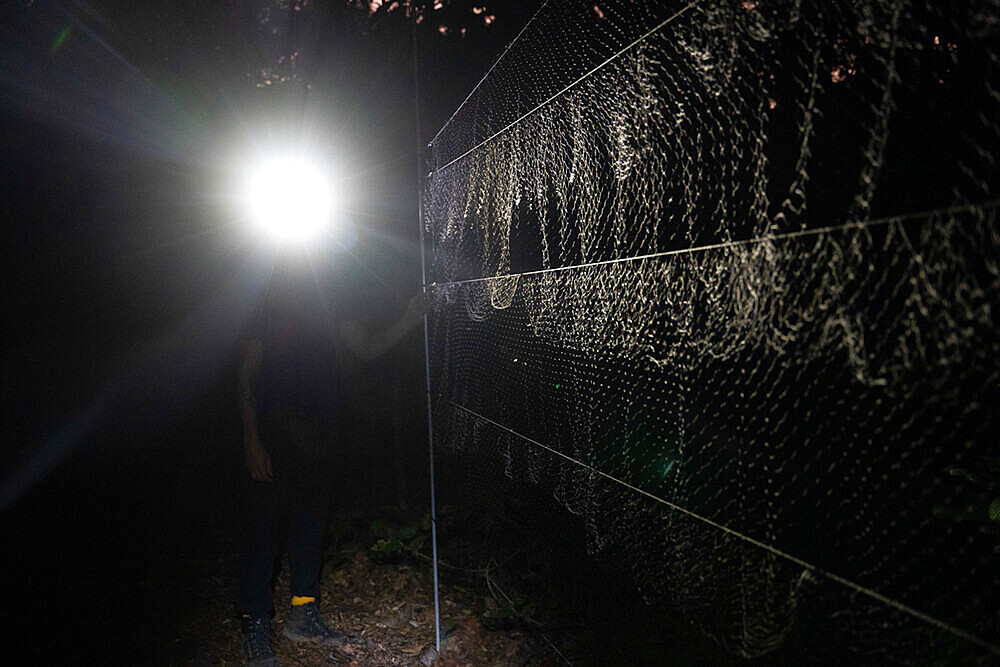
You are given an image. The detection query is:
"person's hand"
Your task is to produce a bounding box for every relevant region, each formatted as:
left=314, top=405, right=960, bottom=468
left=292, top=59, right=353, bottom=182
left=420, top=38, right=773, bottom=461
left=407, top=292, right=432, bottom=322
left=244, top=432, right=273, bottom=482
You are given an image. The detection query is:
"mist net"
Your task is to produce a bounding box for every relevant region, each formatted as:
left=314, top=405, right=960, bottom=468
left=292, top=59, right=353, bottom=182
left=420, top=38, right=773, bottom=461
left=422, top=0, right=1000, bottom=662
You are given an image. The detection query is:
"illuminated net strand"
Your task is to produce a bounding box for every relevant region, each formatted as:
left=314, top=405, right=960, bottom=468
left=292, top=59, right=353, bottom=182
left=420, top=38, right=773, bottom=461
left=429, top=1, right=701, bottom=176
left=424, top=0, right=1000, bottom=660
left=444, top=398, right=999, bottom=655
left=446, top=214, right=1000, bottom=656
left=428, top=206, right=992, bottom=660
left=425, top=201, right=999, bottom=289
left=433, top=201, right=1000, bottom=649
left=427, top=1, right=998, bottom=285
left=429, top=0, right=555, bottom=151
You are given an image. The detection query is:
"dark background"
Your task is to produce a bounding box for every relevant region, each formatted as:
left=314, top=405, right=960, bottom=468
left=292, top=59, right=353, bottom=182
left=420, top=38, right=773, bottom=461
left=0, top=0, right=543, bottom=660
left=7, top=3, right=993, bottom=664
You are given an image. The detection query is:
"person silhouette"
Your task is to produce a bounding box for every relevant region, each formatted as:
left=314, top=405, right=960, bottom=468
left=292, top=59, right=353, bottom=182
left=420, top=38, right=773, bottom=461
left=236, top=269, right=427, bottom=666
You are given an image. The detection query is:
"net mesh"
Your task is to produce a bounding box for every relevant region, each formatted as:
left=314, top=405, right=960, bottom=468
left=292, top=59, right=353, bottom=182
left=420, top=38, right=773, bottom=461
left=422, top=0, right=1000, bottom=661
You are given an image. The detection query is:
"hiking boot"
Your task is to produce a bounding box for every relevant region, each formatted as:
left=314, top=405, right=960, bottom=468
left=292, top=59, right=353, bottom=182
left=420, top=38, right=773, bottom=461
left=240, top=615, right=280, bottom=667
left=281, top=601, right=347, bottom=646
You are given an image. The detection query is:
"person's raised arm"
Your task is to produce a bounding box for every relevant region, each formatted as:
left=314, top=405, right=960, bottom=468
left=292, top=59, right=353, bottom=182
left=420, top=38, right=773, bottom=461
left=339, top=293, right=429, bottom=363
left=238, top=339, right=272, bottom=482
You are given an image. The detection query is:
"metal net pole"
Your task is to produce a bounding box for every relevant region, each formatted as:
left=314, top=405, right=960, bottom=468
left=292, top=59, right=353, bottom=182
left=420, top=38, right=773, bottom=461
left=411, top=10, right=441, bottom=653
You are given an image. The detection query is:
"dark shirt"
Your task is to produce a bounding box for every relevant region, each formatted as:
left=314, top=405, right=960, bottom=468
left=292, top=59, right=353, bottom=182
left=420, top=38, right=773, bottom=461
left=252, top=281, right=347, bottom=419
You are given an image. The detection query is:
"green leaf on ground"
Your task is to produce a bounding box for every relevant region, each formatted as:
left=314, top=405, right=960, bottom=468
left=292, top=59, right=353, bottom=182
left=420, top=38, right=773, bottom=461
left=369, top=538, right=404, bottom=564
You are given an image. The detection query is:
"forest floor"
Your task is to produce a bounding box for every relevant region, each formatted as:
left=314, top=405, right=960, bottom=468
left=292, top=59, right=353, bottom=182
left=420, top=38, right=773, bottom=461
left=153, top=522, right=555, bottom=666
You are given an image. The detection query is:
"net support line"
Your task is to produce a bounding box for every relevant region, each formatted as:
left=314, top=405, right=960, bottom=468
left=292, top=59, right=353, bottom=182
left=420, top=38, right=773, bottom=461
left=412, top=14, right=442, bottom=654
left=430, top=0, right=701, bottom=173
left=428, top=200, right=1000, bottom=289
left=446, top=401, right=1000, bottom=655
left=429, top=0, right=553, bottom=147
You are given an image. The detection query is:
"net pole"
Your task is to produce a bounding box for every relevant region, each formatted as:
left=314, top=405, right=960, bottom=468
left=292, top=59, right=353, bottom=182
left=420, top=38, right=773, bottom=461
left=411, top=10, right=442, bottom=654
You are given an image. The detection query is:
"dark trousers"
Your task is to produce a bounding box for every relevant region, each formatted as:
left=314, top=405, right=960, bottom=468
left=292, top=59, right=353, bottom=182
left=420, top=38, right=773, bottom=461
left=237, top=411, right=335, bottom=618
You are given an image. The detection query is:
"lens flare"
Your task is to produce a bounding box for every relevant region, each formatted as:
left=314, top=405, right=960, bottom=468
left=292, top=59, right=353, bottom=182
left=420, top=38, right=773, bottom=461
left=244, top=157, right=333, bottom=242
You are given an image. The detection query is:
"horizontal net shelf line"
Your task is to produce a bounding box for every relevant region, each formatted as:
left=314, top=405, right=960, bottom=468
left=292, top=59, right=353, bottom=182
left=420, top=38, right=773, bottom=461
left=428, top=0, right=701, bottom=175
left=426, top=199, right=1000, bottom=289
left=446, top=400, right=1000, bottom=655
left=429, top=0, right=554, bottom=148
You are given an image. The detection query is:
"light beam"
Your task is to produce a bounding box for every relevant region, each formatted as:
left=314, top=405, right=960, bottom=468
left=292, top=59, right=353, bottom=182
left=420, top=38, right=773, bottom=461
left=243, top=156, right=334, bottom=243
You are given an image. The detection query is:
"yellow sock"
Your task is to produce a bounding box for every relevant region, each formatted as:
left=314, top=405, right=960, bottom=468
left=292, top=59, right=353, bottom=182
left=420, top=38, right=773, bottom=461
left=291, top=596, right=316, bottom=606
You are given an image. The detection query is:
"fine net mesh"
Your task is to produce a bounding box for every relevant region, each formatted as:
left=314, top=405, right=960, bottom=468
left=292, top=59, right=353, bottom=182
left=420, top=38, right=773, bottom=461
left=422, top=0, right=1000, bottom=662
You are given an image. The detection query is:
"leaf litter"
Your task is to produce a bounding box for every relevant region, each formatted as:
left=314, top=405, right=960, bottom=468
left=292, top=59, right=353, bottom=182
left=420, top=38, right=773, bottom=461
left=156, top=517, right=556, bottom=666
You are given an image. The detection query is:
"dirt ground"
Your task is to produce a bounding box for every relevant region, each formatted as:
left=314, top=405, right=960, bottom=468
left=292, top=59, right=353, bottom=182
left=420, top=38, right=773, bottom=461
left=157, top=542, right=553, bottom=666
